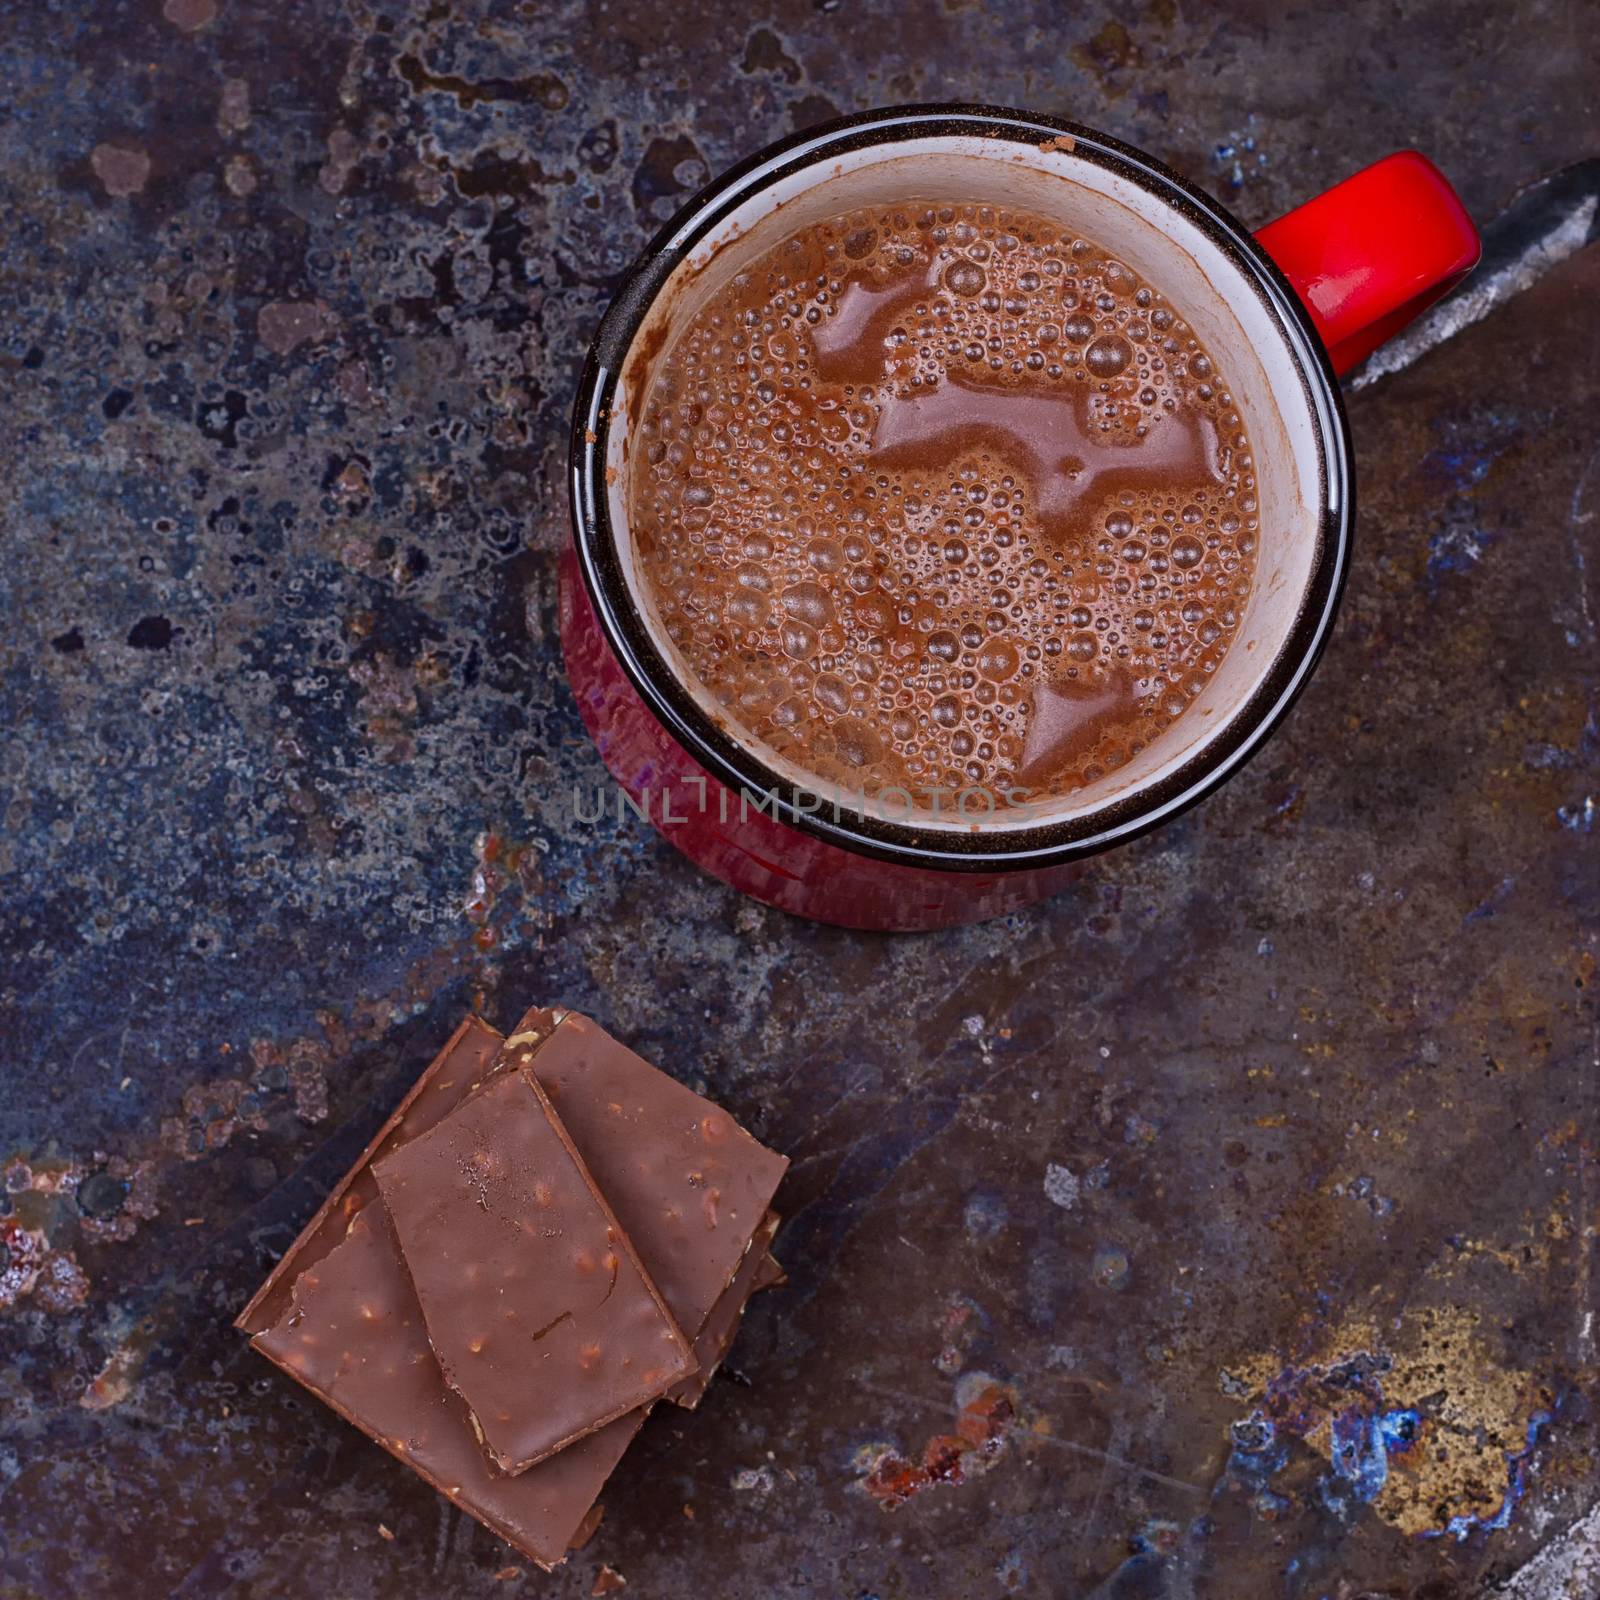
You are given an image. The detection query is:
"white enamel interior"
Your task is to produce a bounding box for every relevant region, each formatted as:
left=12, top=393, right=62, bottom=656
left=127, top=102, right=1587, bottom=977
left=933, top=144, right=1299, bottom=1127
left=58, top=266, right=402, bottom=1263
left=606, top=132, right=1323, bottom=833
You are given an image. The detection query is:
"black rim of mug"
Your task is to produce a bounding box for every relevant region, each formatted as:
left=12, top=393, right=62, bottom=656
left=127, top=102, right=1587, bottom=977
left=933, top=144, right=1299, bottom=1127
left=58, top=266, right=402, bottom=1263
left=568, top=103, right=1352, bottom=871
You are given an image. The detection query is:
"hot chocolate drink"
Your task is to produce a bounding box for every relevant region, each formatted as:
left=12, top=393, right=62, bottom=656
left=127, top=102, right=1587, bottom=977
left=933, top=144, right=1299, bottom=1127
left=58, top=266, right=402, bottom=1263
left=627, top=201, right=1259, bottom=811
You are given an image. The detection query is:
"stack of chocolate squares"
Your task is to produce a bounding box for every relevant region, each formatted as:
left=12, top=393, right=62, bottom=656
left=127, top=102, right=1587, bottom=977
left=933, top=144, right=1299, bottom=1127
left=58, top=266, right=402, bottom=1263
left=235, top=1006, right=789, bottom=1570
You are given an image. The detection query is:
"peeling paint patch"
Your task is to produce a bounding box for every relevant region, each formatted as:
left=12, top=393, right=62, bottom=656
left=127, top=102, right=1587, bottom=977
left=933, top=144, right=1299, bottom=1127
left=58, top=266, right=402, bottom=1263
left=257, top=300, right=337, bottom=356
left=2, top=1219, right=46, bottom=1308
left=1, top=1218, right=88, bottom=1314
left=1228, top=1306, right=1554, bottom=1538
left=162, top=0, right=216, bottom=31
left=1043, top=1162, right=1080, bottom=1209
left=75, top=1154, right=162, bottom=1244
left=80, top=1324, right=154, bottom=1411
left=89, top=144, right=151, bottom=197
left=33, top=1251, right=90, bottom=1312
left=158, top=1031, right=329, bottom=1161
left=217, top=77, right=250, bottom=134
left=933, top=1292, right=986, bottom=1375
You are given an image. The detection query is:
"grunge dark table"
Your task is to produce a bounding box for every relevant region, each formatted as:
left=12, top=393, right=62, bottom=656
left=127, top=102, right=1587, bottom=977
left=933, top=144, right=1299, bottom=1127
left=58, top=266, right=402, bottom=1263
left=3, top=2, right=1598, bottom=1596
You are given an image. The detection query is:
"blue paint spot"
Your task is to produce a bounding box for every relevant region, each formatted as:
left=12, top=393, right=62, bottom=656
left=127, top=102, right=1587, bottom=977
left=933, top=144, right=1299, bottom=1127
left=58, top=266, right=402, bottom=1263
left=1129, top=1519, right=1181, bottom=1555
left=1557, top=797, right=1595, bottom=833
left=1524, top=742, right=1577, bottom=771
left=1420, top=419, right=1522, bottom=596
left=1328, top=1406, right=1421, bottom=1502
left=1209, top=115, right=1268, bottom=188
left=1425, top=523, right=1488, bottom=593
left=1227, top=1412, right=1288, bottom=1484
left=1426, top=1411, right=1552, bottom=1540
left=1423, top=446, right=1501, bottom=491
left=1347, top=1174, right=1395, bottom=1218
left=1465, top=876, right=1516, bottom=922
left=1254, top=1488, right=1292, bottom=1520
left=1230, top=1414, right=1275, bottom=1452
left=962, top=1190, right=1009, bottom=1243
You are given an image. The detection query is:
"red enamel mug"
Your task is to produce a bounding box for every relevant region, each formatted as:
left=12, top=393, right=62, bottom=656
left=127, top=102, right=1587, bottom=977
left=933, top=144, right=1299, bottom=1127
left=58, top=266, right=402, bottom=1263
left=562, top=106, right=1478, bottom=932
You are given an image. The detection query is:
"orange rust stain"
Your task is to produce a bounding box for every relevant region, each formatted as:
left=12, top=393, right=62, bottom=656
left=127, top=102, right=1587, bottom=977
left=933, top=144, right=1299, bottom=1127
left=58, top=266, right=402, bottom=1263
left=863, top=1380, right=1017, bottom=1509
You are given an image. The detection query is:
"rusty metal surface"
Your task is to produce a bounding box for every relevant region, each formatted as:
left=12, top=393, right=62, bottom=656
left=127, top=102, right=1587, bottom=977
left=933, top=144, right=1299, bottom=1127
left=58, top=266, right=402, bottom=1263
left=2, top=1, right=1598, bottom=1595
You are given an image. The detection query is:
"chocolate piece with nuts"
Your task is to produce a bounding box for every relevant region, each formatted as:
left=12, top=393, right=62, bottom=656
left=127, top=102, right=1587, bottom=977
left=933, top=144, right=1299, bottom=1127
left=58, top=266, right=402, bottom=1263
left=236, top=1014, right=550, bottom=1336
left=373, top=1066, right=695, bottom=1474
left=520, top=1010, right=789, bottom=1403
left=255, top=1201, right=641, bottom=1569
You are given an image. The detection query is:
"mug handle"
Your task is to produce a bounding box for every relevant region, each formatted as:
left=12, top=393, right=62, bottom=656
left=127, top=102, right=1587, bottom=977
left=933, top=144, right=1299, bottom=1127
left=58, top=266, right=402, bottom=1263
left=1255, top=151, right=1480, bottom=375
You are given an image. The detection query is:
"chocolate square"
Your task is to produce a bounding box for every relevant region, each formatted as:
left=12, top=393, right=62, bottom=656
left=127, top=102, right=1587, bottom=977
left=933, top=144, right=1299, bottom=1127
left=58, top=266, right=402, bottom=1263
left=236, top=1014, right=542, bottom=1337
left=255, top=1201, right=640, bottom=1570
left=372, top=1067, right=694, bottom=1474
left=517, top=1009, right=789, bottom=1404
